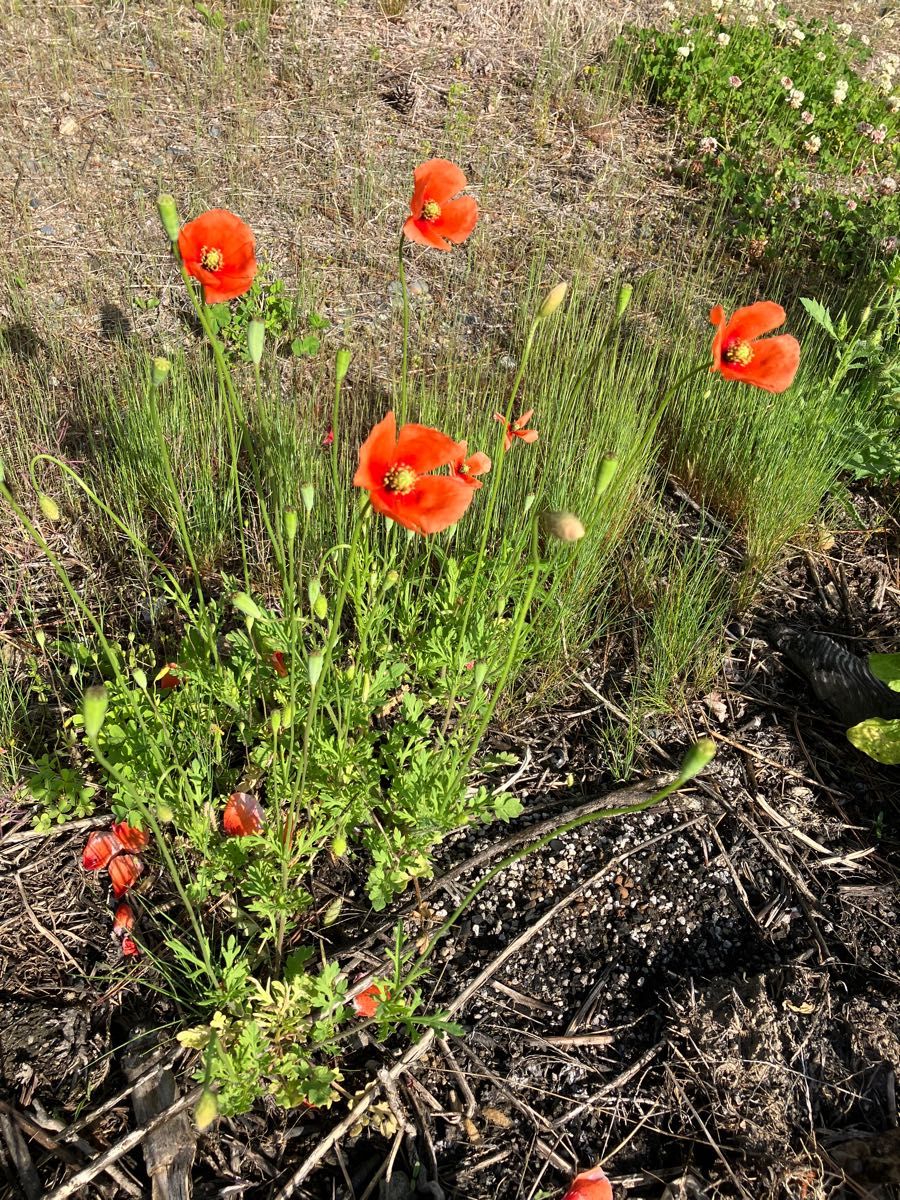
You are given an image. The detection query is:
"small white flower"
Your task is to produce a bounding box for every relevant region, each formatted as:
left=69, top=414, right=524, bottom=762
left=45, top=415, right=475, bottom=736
left=788, top=88, right=805, bottom=109
left=774, top=18, right=787, bottom=32
left=804, top=135, right=821, bottom=153
left=717, top=32, right=730, bottom=45
left=676, top=43, right=692, bottom=58
left=746, top=13, right=759, bottom=24
left=780, top=76, right=794, bottom=89
left=661, top=0, right=677, bottom=13
left=791, top=27, right=805, bottom=42
left=711, top=0, right=724, bottom=9
left=699, top=135, right=719, bottom=154
left=887, top=95, right=900, bottom=112
left=880, top=176, right=897, bottom=194
left=871, top=124, right=888, bottom=144
left=815, top=51, right=826, bottom=62
left=762, top=0, right=775, bottom=9
left=801, top=110, right=814, bottom=125
left=729, top=75, right=743, bottom=88
left=837, top=21, right=852, bottom=36
left=861, top=34, right=870, bottom=45
left=846, top=198, right=858, bottom=211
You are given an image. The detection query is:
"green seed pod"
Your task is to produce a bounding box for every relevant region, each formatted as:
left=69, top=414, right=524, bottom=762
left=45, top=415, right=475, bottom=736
left=157, top=194, right=181, bottom=244
left=331, top=833, right=348, bottom=858
left=284, top=507, right=298, bottom=543
left=314, top=594, right=328, bottom=620
left=38, top=493, right=60, bottom=522
left=308, top=651, right=324, bottom=689
left=247, top=319, right=265, bottom=366
left=83, top=686, right=109, bottom=740
left=615, top=282, right=634, bottom=320
left=156, top=801, right=174, bottom=823
left=300, top=483, right=315, bottom=513
left=281, top=702, right=295, bottom=727
left=271, top=707, right=282, bottom=736
left=232, top=592, right=266, bottom=622
left=336, top=347, right=351, bottom=383
left=384, top=570, right=399, bottom=589
left=677, top=737, right=716, bottom=782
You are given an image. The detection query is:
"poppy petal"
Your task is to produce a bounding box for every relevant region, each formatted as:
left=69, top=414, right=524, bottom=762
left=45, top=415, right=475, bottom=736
left=518, top=429, right=539, bottom=444
left=467, top=452, right=491, bottom=475
left=371, top=475, right=475, bottom=535
left=433, top=196, right=478, bottom=244
left=719, top=333, right=801, bottom=393
left=112, top=821, right=150, bottom=852
left=121, top=936, right=140, bottom=958
left=413, top=158, right=468, bottom=205
left=108, top=853, right=143, bottom=898
left=112, top=901, right=135, bottom=934
left=352, top=983, right=382, bottom=1018
left=223, top=791, right=264, bottom=837
left=563, top=1164, right=613, bottom=1200
left=354, top=412, right=398, bottom=491
left=83, top=830, right=122, bottom=871
left=724, top=300, right=787, bottom=343
left=271, top=651, right=288, bottom=678
left=394, top=423, right=462, bottom=474
left=403, top=216, right=451, bottom=251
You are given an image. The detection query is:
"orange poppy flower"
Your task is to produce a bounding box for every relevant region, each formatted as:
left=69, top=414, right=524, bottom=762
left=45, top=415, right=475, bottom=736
left=494, top=408, right=538, bottom=452
left=108, top=853, right=143, bottom=898
left=563, top=1165, right=613, bottom=1200
left=177, top=209, right=257, bottom=304
left=157, top=663, right=182, bottom=690
left=223, top=791, right=264, bottom=836
left=709, top=302, right=800, bottom=393
left=354, top=412, right=474, bottom=535
left=271, top=651, right=288, bottom=678
left=403, top=159, right=478, bottom=252
left=453, top=443, right=491, bottom=489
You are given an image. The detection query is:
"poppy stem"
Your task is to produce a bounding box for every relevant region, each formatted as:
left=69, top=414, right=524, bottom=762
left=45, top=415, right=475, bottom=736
left=638, top=359, right=711, bottom=458
left=397, top=231, right=411, bottom=424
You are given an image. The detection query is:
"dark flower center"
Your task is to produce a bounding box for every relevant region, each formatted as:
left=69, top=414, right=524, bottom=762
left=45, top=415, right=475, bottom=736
left=383, top=463, right=417, bottom=494
left=200, top=245, right=224, bottom=272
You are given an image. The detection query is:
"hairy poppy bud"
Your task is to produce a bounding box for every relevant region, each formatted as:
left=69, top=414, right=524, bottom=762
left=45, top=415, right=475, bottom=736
left=308, top=651, right=324, bottom=689
left=539, top=281, right=568, bottom=319
left=314, top=594, right=328, bottom=620
left=283, top=507, right=298, bottom=543
left=384, top=570, right=399, bottom=589
left=38, top=493, right=60, bottom=521
left=83, top=686, right=109, bottom=740
left=474, top=662, right=488, bottom=688
left=615, top=282, right=634, bottom=320
left=301, top=483, right=315, bottom=513
left=151, top=357, right=171, bottom=388
left=133, top=667, right=148, bottom=691
left=157, top=194, right=181, bottom=244
left=307, top=577, right=321, bottom=606
left=156, top=801, right=174, bottom=822
left=677, top=737, right=716, bottom=782
left=336, top=348, right=351, bottom=383
left=194, top=1089, right=219, bottom=1131
left=542, top=511, right=586, bottom=542
left=323, top=896, right=343, bottom=925
left=594, top=454, right=619, bottom=500
left=331, top=833, right=348, bottom=858
left=247, top=319, right=265, bottom=365
left=232, top=592, right=266, bottom=621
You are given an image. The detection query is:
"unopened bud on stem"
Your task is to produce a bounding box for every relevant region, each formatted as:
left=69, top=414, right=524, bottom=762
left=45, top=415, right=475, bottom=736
left=336, top=348, right=351, bottom=383
left=157, top=194, right=181, bottom=245
left=83, top=686, right=109, bottom=740
left=615, top=282, right=634, bottom=320
left=151, top=357, right=171, bottom=388
left=247, top=319, right=265, bottom=366
left=539, top=281, right=568, bottom=319
left=677, top=738, right=716, bottom=782
left=541, top=511, right=586, bottom=542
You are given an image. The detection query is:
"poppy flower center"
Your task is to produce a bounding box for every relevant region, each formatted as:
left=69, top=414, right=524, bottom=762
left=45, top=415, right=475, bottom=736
left=422, top=199, right=441, bottom=222
left=724, top=339, right=754, bottom=365
left=200, top=245, right=224, bottom=272
left=383, top=463, right=418, bottom=494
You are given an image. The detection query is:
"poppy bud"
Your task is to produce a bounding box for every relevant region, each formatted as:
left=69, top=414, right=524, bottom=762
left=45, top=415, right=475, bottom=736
left=133, top=667, right=148, bottom=691
left=307, top=577, right=321, bottom=605
left=323, top=896, right=343, bottom=925
left=474, top=662, right=488, bottom=688
left=156, top=801, right=174, bottom=822
left=301, top=483, right=315, bottom=513
left=385, top=570, right=399, bottom=589
left=859, top=306, right=871, bottom=326
left=157, top=194, right=181, bottom=245
left=361, top=673, right=371, bottom=702
left=314, top=594, right=328, bottom=620
left=284, top=507, right=298, bottom=543
left=194, top=1089, right=219, bottom=1132
left=151, top=357, right=171, bottom=388
left=336, top=348, right=351, bottom=383
left=542, top=511, right=586, bottom=542
left=38, top=493, right=60, bottom=522
left=523, top=493, right=536, bottom=515
left=271, top=707, right=282, bottom=735
left=331, top=833, right=348, bottom=857
left=308, top=651, right=324, bottom=689
left=677, top=737, right=716, bottom=782
left=247, top=319, right=265, bottom=365
left=36, top=630, right=46, bottom=650
left=615, top=282, right=634, bottom=320
left=232, top=592, right=266, bottom=621
left=281, top=702, right=295, bottom=727
left=539, top=281, right=568, bottom=319
left=83, top=686, right=108, bottom=740
left=594, top=454, right=619, bottom=501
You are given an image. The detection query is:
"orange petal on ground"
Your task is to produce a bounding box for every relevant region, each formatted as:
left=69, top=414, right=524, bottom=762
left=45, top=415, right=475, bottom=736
left=223, top=791, right=264, bottom=836
left=121, top=936, right=140, bottom=958
left=563, top=1164, right=613, bottom=1200
left=352, top=984, right=381, bottom=1018
left=82, top=830, right=122, bottom=871
left=112, top=901, right=135, bottom=934
left=112, top=821, right=150, bottom=852
left=108, top=853, right=143, bottom=898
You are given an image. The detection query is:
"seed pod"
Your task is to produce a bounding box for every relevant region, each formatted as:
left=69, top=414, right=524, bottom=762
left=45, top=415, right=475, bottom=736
left=83, top=686, right=109, bottom=740
left=157, top=194, right=181, bottom=244
left=247, top=319, right=265, bottom=365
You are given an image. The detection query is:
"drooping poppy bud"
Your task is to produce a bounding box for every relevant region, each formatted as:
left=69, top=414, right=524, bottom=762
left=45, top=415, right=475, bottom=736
left=308, top=652, right=324, bottom=690
left=82, top=686, right=109, bottom=740
left=232, top=592, right=266, bottom=621
left=194, top=1089, right=219, bottom=1131
left=38, top=493, right=60, bottom=521
left=677, top=737, right=716, bottom=782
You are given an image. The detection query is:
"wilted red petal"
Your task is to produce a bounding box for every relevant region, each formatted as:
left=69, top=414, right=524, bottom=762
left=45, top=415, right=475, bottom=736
left=83, top=830, right=122, bottom=871
left=108, top=853, right=143, bottom=898
left=223, top=791, right=264, bottom=837
left=112, top=821, right=150, bottom=852
left=121, top=936, right=140, bottom=958
left=112, top=901, right=135, bottom=934
left=271, top=651, right=288, bottom=678
left=563, top=1164, right=613, bottom=1200
left=353, top=983, right=386, bottom=1018
left=158, top=663, right=181, bottom=690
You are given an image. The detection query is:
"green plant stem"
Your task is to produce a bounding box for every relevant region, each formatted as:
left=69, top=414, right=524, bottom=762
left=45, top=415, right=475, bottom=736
left=398, top=231, right=411, bottom=423
left=331, top=368, right=346, bottom=545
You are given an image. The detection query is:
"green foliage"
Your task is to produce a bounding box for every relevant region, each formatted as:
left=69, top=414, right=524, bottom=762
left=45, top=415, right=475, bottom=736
left=207, top=261, right=328, bottom=364
left=27, top=753, right=97, bottom=831
left=847, top=654, right=900, bottom=763
left=614, top=5, right=899, bottom=276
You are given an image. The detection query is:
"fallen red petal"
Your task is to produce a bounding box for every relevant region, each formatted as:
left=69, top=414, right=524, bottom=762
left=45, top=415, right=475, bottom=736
left=112, top=901, right=135, bottom=934
left=112, top=821, right=150, bottom=852
left=223, top=791, right=264, bottom=837
left=121, top=936, right=140, bottom=958
left=82, top=830, right=122, bottom=871
left=108, top=853, right=143, bottom=898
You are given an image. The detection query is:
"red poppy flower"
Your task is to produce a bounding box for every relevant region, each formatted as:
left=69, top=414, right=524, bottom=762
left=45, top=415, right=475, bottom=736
left=108, top=853, right=143, bottom=898
left=453, top=443, right=491, bottom=490
left=271, top=651, right=288, bottom=678
left=403, top=159, right=478, bottom=252
left=494, top=409, right=538, bottom=452
left=354, top=412, right=474, bottom=535
left=563, top=1165, right=613, bottom=1200
left=83, top=830, right=123, bottom=871
left=322, top=429, right=334, bottom=448
left=177, top=209, right=257, bottom=304
left=157, top=663, right=181, bottom=690
left=121, top=936, right=140, bottom=958
left=112, top=901, right=135, bottom=935
left=352, top=983, right=389, bottom=1018
left=112, top=822, right=149, bottom=853
left=223, top=791, right=264, bottom=837
left=709, top=302, right=800, bottom=393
